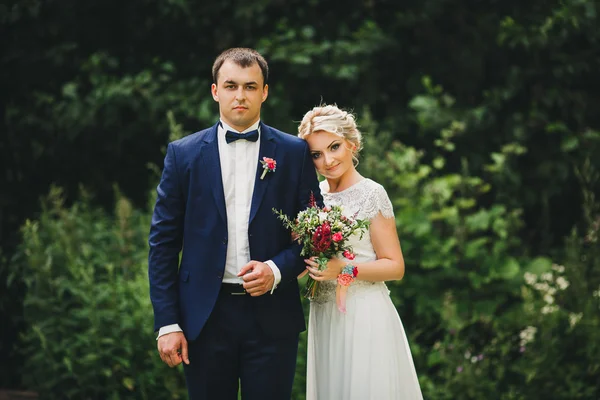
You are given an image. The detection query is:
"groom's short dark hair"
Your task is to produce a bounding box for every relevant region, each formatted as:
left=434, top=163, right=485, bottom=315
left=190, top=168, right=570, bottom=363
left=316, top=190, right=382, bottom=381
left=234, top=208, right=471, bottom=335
left=212, top=48, right=269, bottom=86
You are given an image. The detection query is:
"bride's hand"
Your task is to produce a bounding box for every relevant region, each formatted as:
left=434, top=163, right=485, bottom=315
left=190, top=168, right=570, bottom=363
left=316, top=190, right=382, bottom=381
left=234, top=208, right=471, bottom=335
left=305, top=257, right=345, bottom=281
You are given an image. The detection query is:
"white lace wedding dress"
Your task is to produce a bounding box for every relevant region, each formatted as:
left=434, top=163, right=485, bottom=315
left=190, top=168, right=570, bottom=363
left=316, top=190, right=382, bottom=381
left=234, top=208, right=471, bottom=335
left=306, top=179, right=423, bottom=400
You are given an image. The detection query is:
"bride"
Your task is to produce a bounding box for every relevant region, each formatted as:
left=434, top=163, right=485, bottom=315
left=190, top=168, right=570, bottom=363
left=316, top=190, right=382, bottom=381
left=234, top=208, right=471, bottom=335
left=297, top=105, right=423, bottom=400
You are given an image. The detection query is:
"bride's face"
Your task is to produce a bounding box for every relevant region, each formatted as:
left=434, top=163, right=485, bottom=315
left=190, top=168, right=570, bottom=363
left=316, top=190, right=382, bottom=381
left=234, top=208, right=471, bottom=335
left=305, top=130, right=355, bottom=180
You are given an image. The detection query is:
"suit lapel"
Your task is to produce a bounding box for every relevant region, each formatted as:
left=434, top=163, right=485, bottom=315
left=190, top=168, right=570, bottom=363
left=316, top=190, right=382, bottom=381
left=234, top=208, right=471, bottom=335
left=200, top=123, right=227, bottom=223
left=249, top=123, right=277, bottom=224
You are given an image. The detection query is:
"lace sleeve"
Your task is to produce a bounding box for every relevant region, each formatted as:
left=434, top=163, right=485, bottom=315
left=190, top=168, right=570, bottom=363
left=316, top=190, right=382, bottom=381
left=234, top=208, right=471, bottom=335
left=361, top=182, right=395, bottom=220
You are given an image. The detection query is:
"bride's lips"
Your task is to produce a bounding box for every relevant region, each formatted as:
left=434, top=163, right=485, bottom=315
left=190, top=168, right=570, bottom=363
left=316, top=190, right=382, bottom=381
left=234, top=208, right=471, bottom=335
left=327, top=164, right=340, bottom=171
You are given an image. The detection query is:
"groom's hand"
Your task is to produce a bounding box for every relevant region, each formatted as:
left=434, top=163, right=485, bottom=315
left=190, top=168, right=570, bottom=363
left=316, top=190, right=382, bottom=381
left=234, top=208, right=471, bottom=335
left=157, top=332, right=190, bottom=368
left=239, top=261, right=274, bottom=296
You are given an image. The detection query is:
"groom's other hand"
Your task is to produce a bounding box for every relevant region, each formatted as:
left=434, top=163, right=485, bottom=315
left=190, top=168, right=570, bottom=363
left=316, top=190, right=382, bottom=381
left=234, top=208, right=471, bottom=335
left=239, top=261, right=275, bottom=296
left=157, top=332, right=190, bottom=367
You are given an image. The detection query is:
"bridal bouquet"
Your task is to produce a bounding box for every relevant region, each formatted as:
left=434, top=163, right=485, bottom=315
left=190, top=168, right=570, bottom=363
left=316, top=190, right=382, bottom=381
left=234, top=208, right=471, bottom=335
left=274, top=193, right=369, bottom=309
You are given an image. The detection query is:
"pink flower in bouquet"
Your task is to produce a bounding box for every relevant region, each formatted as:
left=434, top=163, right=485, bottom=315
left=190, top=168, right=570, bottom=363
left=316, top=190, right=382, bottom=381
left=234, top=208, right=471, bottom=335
left=352, top=266, right=358, bottom=277
left=312, top=222, right=332, bottom=252
left=343, top=250, right=355, bottom=260
left=332, top=232, right=343, bottom=242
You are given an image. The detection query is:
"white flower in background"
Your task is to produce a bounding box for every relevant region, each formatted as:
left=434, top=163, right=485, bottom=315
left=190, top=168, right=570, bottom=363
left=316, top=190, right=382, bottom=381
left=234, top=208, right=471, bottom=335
left=543, top=294, right=555, bottom=304
left=464, top=351, right=471, bottom=360
left=547, top=287, right=557, bottom=296
left=552, top=264, right=565, bottom=273
left=556, top=276, right=570, bottom=291
left=524, top=272, right=537, bottom=285
left=541, top=305, right=558, bottom=314
left=569, top=313, right=582, bottom=328
left=593, top=286, right=600, bottom=298
left=541, top=272, right=553, bottom=282
left=471, top=356, right=478, bottom=364
left=519, top=326, right=537, bottom=346
left=534, top=282, right=550, bottom=292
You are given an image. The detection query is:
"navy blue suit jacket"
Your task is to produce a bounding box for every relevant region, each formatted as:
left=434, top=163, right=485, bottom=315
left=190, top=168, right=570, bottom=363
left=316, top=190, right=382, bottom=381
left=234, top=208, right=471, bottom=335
left=148, top=122, right=322, bottom=341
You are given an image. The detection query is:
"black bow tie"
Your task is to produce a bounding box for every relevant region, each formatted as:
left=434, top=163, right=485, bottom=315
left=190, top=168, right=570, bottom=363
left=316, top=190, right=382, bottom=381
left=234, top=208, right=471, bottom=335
left=225, top=129, right=259, bottom=144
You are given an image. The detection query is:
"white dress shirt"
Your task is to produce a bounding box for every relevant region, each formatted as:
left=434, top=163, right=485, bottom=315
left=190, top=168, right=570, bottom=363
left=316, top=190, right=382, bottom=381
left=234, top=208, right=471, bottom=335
left=157, top=120, right=281, bottom=338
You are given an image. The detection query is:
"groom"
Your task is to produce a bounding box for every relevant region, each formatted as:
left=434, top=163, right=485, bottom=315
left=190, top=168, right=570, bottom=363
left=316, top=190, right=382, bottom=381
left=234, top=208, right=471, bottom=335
left=148, top=48, right=322, bottom=399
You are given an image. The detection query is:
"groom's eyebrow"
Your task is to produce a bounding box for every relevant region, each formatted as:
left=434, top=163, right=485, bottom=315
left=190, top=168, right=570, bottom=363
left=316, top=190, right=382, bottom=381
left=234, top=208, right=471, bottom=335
left=223, top=79, right=258, bottom=86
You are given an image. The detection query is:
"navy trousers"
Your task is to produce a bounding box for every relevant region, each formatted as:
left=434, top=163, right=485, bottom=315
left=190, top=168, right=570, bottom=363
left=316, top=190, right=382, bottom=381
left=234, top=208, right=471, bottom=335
left=183, top=289, right=299, bottom=400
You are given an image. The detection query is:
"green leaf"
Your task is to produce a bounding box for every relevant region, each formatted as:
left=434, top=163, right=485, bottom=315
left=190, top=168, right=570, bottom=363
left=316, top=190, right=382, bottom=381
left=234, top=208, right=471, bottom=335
left=496, top=257, right=520, bottom=279
left=123, top=377, right=135, bottom=391
left=526, top=257, right=553, bottom=274
left=560, top=136, right=579, bottom=152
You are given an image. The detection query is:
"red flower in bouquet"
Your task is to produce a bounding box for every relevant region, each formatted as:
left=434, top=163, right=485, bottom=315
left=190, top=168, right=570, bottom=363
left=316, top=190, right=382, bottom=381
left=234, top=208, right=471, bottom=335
left=312, top=222, right=332, bottom=252
left=343, top=250, right=355, bottom=260
left=308, top=192, right=317, bottom=208
left=332, top=232, right=343, bottom=242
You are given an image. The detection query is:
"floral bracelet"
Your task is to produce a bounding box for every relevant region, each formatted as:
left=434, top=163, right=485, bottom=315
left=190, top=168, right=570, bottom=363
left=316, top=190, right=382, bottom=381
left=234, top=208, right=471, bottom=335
left=336, top=264, right=358, bottom=313
left=337, top=264, right=359, bottom=286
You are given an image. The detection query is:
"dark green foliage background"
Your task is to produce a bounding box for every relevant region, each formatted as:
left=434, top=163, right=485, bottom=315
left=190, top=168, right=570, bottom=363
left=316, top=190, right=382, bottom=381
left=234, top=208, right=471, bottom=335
left=1, top=0, right=599, bottom=398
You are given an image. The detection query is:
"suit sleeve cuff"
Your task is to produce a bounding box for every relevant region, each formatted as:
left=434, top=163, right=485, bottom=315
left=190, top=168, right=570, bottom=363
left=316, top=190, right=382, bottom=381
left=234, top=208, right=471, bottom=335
left=157, top=324, right=182, bottom=340
left=265, top=260, right=281, bottom=294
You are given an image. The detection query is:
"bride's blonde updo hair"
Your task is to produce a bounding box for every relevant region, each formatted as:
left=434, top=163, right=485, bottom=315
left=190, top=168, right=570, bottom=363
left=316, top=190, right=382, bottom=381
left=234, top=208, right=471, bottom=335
left=297, top=104, right=363, bottom=165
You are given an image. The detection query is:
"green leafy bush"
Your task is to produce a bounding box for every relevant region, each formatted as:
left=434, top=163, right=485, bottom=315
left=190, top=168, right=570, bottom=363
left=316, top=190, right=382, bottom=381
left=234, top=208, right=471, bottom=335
left=12, top=187, right=186, bottom=399
left=420, top=228, right=600, bottom=400
left=358, top=83, right=600, bottom=398
left=8, top=91, right=599, bottom=398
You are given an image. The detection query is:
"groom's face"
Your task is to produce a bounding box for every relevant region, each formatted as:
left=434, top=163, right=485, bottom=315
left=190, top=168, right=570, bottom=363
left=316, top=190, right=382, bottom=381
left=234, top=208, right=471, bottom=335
left=211, top=60, right=269, bottom=132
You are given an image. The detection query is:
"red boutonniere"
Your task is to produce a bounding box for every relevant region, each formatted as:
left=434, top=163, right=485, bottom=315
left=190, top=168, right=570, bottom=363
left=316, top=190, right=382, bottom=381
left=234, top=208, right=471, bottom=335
left=260, top=157, right=276, bottom=180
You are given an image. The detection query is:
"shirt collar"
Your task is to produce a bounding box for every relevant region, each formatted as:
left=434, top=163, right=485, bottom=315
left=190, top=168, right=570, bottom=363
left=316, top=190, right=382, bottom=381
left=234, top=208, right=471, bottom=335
left=219, top=120, right=261, bottom=135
